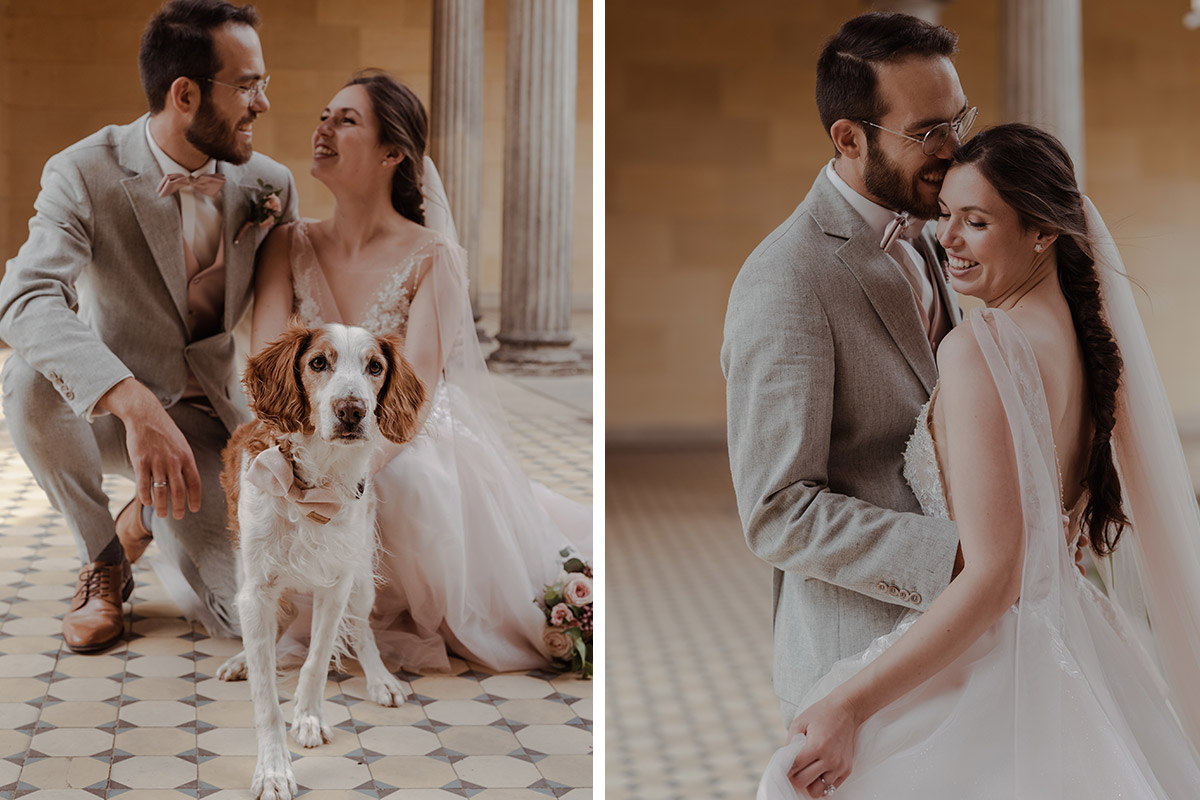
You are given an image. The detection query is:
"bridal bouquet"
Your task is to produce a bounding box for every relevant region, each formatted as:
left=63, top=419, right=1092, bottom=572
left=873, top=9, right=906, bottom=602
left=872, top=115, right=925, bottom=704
left=537, top=548, right=593, bottom=678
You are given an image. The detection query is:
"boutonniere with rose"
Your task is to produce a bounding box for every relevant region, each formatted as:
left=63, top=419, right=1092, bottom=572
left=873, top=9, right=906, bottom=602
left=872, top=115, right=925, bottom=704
left=235, top=179, right=283, bottom=244
left=535, top=548, right=594, bottom=678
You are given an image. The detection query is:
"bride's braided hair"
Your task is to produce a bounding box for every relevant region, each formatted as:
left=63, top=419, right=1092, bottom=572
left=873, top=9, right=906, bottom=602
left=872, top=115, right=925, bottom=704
left=953, top=124, right=1129, bottom=555
left=347, top=70, right=427, bottom=226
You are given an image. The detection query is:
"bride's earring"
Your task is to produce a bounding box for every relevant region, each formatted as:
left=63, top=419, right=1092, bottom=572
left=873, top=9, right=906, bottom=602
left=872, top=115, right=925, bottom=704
left=1034, top=243, right=1044, bottom=252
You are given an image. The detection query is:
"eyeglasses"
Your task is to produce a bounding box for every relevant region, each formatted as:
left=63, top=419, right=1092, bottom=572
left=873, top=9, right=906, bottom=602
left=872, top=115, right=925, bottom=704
left=859, top=106, right=978, bottom=156
left=202, top=75, right=271, bottom=103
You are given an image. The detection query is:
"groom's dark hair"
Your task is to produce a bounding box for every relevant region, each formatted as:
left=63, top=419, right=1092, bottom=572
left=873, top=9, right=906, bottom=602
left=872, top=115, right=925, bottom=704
left=816, top=13, right=957, bottom=151
left=139, top=0, right=260, bottom=113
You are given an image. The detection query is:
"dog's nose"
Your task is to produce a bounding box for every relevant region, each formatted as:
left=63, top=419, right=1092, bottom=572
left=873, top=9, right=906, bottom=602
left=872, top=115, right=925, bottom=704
left=335, top=398, right=366, bottom=427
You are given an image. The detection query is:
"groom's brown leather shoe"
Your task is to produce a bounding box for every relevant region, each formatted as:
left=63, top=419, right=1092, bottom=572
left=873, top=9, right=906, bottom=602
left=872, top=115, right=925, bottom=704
left=115, top=497, right=153, bottom=564
left=62, top=558, right=133, bottom=654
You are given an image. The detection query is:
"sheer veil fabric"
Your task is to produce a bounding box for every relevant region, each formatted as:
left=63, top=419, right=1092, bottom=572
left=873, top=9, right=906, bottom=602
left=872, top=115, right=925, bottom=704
left=758, top=200, right=1200, bottom=798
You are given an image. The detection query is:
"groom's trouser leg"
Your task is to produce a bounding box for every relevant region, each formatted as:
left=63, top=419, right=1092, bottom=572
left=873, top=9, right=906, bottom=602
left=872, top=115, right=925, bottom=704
left=2, top=355, right=129, bottom=563
left=2, top=356, right=239, bottom=634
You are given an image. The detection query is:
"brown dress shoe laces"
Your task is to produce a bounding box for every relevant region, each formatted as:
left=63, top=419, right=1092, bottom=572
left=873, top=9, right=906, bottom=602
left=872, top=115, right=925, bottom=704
left=72, top=560, right=133, bottom=610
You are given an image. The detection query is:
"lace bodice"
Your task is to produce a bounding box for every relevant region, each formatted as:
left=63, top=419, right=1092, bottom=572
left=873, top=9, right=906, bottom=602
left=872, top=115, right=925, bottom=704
left=290, top=220, right=442, bottom=343
left=903, top=397, right=949, bottom=521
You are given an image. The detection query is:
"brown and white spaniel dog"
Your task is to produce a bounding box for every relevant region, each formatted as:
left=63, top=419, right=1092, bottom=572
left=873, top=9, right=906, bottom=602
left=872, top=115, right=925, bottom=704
left=214, top=323, right=424, bottom=800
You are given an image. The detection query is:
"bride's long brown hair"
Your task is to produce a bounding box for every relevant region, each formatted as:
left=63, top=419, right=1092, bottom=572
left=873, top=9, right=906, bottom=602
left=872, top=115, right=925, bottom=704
left=347, top=70, right=427, bottom=226
left=953, top=124, right=1129, bottom=555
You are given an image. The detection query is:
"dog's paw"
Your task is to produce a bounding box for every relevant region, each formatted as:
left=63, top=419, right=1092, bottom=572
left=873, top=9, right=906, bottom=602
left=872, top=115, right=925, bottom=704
left=367, top=672, right=408, bottom=707
left=291, top=712, right=333, bottom=748
left=251, top=758, right=296, bottom=800
left=216, top=652, right=248, bottom=682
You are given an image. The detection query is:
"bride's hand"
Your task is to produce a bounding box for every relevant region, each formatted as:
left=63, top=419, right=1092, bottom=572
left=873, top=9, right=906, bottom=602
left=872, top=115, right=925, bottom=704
left=786, top=694, right=859, bottom=797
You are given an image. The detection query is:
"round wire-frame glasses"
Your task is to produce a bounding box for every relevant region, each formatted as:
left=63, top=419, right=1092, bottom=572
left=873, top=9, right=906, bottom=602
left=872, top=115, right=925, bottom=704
left=859, top=106, right=978, bottom=155
left=201, top=75, right=271, bottom=103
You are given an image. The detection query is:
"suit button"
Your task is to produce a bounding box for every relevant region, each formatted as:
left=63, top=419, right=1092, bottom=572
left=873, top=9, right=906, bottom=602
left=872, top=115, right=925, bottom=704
left=888, top=585, right=901, bottom=597
left=876, top=582, right=889, bottom=593
left=899, top=589, right=911, bottom=602
left=65, top=390, right=74, bottom=400
left=911, top=593, right=923, bottom=605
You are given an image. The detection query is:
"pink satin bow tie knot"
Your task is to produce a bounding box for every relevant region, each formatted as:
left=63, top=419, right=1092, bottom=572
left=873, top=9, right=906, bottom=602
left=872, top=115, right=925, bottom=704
left=246, top=446, right=343, bottom=525
left=157, top=172, right=226, bottom=198
left=881, top=212, right=919, bottom=251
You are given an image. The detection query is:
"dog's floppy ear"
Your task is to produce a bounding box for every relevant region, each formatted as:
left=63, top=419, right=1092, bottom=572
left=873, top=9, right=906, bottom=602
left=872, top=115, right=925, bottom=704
left=375, top=334, right=426, bottom=444
left=243, top=326, right=313, bottom=433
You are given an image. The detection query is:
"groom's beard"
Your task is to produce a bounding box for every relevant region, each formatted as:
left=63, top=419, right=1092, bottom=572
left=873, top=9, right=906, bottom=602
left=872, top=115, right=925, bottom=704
left=186, top=99, right=253, bottom=165
left=863, top=145, right=941, bottom=221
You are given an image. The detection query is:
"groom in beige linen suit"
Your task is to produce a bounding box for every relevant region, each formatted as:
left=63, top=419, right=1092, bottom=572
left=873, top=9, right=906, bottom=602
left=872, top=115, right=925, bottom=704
left=722, top=13, right=973, bottom=723
left=0, top=0, right=296, bottom=653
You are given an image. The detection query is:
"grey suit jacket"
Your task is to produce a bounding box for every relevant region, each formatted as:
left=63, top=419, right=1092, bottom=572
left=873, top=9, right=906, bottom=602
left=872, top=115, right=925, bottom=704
left=0, top=115, right=298, bottom=434
left=721, top=169, right=961, bottom=706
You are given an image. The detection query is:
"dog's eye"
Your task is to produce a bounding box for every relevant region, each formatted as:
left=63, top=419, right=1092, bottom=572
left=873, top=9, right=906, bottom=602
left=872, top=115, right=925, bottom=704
left=367, top=360, right=384, bottom=376
left=309, top=355, right=327, bottom=371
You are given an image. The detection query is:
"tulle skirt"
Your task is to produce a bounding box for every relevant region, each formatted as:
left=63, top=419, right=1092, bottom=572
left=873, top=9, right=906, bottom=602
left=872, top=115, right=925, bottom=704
left=759, top=572, right=1200, bottom=799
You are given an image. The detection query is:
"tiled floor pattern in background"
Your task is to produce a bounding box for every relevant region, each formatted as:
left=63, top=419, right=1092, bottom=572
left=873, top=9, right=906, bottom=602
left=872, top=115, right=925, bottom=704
left=606, top=450, right=780, bottom=800
left=0, top=350, right=593, bottom=800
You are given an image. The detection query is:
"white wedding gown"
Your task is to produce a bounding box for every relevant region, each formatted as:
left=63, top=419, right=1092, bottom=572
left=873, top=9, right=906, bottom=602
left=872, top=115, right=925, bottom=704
left=759, top=308, right=1200, bottom=798
left=276, top=220, right=592, bottom=673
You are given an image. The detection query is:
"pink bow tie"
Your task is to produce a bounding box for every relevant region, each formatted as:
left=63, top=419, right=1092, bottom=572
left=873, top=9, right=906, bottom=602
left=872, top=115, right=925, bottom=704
left=881, top=212, right=918, bottom=251
left=246, top=446, right=343, bottom=525
left=157, top=172, right=226, bottom=198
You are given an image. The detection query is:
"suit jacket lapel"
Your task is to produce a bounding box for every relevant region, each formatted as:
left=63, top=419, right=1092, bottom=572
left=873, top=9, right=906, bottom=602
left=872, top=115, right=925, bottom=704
left=808, top=171, right=939, bottom=394
left=118, top=115, right=189, bottom=326
left=219, top=163, right=259, bottom=331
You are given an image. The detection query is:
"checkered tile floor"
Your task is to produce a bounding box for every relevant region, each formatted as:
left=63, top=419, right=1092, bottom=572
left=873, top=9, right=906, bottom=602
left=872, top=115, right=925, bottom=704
left=606, top=450, right=780, bottom=800
left=0, top=353, right=592, bottom=800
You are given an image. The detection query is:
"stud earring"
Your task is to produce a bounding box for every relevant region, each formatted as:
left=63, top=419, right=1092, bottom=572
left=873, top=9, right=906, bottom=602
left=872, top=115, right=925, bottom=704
left=1034, top=243, right=1044, bottom=252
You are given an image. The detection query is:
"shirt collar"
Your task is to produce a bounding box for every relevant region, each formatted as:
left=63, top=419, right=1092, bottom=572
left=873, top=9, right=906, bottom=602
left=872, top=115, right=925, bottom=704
left=825, top=159, right=905, bottom=242
left=145, top=118, right=217, bottom=179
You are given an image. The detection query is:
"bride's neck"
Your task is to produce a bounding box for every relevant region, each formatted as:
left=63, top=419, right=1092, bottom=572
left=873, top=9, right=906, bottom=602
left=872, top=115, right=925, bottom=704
left=988, top=254, right=1060, bottom=313
left=327, top=185, right=400, bottom=256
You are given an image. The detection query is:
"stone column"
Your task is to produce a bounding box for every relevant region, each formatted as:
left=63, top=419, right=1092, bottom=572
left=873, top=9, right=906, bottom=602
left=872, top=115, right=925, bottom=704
left=488, top=0, right=582, bottom=373
left=430, top=0, right=487, bottom=339
left=1002, top=0, right=1086, bottom=185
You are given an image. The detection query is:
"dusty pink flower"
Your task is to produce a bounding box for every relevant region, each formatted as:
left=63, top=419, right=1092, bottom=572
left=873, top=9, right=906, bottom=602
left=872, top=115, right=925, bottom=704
left=563, top=575, right=592, bottom=606
left=550, top=603, right=576, bottom=626
left=543, top=626, right=573, bottom=659
left=264, top=193, right=282, bottom=214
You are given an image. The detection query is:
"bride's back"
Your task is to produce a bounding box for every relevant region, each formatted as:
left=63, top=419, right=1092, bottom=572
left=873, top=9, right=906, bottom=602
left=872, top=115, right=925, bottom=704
left=1009, top=299, right=1092, bottom=517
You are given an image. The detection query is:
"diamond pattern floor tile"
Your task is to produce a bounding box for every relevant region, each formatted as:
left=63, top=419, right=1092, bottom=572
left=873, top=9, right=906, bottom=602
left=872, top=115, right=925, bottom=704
left=0, top=347, right=591, bottom=799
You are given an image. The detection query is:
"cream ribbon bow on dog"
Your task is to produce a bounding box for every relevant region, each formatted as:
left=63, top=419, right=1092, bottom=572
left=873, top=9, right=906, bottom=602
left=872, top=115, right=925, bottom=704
left=246, top=446, right=343, bottom=525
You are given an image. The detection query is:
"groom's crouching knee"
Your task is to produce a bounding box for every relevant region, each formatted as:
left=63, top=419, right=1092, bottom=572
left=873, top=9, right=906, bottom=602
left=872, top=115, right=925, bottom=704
left=0, top=355, right=109, bottom=490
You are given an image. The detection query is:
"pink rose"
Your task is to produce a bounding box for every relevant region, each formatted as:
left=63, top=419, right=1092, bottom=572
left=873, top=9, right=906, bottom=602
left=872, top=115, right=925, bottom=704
left=264, top=193, right=282, bottom=214
left=550, top=603, right=576, bottom=626
left=563, top=574, right=592, bottom=606
left=543, top=626, right=573, bottom=659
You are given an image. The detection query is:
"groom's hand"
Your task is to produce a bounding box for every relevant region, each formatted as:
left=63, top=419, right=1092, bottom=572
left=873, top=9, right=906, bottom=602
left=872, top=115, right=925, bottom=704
left=98, top=378, right=202, bottom=520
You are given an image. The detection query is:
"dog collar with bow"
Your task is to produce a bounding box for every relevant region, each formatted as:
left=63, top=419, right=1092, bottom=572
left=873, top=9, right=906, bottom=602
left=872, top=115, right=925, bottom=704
left=246, top=445, right=346, bottom=525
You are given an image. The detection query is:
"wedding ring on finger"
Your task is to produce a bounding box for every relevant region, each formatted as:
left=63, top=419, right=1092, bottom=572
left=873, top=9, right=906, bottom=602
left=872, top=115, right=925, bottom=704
left=821, top=776, right=837, bottom=796
left=152, top=480, right=169, bottom=489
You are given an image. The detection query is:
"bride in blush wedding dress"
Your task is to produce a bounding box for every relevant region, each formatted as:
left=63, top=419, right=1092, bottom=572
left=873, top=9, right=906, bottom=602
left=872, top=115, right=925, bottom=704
left=759, top=124, right=1200, bottom=799
left=250, top=71, right=591, bottom=674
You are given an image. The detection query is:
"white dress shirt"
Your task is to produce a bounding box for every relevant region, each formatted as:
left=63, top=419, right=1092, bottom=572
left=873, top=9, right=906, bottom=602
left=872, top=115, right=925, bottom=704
left=145, top=122, right=224, bottom=268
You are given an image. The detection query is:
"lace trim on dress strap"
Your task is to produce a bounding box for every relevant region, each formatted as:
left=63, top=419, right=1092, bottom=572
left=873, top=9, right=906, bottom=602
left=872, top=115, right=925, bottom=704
left=359, top=237, right=440, bottom=339
left=291, top=221, right=325, bottom=328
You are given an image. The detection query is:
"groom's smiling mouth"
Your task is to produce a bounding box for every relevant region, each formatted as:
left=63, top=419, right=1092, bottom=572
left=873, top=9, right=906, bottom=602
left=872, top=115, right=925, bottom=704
left=919, top=169, right=947, bottom=187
